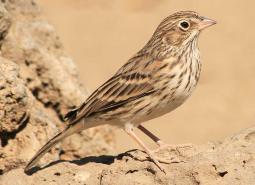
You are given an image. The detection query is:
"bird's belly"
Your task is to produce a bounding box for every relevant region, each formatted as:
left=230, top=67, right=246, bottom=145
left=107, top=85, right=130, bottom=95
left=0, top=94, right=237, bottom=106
left=133, top=92, right=190, bottom=124
left=134, top=78, right=198, bottom=124
left=152, top=96, right=187, bottom=119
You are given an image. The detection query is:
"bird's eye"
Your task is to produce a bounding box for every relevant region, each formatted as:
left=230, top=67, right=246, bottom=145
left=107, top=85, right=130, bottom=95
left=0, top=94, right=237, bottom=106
left=179, top=20, right=190, bottom=31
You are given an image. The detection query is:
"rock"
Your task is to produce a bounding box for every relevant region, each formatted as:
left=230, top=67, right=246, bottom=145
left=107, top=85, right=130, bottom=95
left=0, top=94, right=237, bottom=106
left=0, top=0, right=115, bottom=174
left=1, top=126, right=255, bottom=184
left=0, top=59, right=29, bottom=134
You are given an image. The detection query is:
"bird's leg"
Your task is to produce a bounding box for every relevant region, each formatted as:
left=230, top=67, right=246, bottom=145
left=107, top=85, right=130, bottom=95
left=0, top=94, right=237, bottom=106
left=138, top=125, right=171, bottom=149
left=137, top=125, right=161, bottom=145
left=138, top=125, right=193, bottom=152
left=124, top=124, right=166, bottom=173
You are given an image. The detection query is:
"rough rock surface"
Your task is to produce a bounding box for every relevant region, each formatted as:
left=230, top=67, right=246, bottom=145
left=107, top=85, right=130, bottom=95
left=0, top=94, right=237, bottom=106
left=0, top=0, right=115, bottom=174
left=1, top=126, right=255, bottom=185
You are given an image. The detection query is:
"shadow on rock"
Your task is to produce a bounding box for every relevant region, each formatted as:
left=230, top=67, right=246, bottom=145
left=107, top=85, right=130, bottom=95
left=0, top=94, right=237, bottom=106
left=25, top=149, right=140, bottom=175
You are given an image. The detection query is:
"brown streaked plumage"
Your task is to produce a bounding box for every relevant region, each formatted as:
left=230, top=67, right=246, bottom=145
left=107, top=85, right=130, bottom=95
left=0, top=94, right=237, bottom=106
left=25, top=11, right=216, bottom=173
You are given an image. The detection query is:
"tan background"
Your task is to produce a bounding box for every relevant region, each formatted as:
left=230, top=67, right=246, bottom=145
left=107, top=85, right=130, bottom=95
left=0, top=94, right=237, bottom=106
left=37, top=0, right=255, bottom=153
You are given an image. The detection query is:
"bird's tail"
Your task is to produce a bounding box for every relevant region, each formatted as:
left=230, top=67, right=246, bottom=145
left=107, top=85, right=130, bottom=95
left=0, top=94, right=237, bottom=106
left=24, top=122, right=84, bottom=172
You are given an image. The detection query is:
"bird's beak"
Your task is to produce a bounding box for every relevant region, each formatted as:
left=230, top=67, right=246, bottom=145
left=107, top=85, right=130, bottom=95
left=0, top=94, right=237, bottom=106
left=198, top=17, right=217, bottom=30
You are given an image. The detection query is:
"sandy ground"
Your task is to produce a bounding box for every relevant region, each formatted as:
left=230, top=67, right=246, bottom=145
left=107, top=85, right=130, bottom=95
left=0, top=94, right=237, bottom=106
left=37, top=0, right=255, bottom=153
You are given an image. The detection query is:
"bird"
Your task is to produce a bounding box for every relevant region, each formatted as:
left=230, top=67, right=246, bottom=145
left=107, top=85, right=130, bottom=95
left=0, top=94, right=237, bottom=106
left=24, top=11, right=216, bottom=173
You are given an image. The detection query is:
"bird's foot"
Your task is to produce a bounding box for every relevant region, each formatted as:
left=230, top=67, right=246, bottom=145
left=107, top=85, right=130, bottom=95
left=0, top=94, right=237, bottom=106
left=129, top=146, right=186, bottom=166
left=154, top=141, right=193, bottom=153
left=146, top=142, right=193, bottom=164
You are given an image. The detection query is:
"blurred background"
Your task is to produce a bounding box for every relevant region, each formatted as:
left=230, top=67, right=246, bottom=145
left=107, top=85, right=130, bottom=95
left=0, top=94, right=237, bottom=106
left=37, top=0, right=255, bottom=153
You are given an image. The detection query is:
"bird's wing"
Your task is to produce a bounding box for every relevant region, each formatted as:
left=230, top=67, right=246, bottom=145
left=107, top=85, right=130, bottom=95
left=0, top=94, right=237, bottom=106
left=64, top=54, right=163, bottom=124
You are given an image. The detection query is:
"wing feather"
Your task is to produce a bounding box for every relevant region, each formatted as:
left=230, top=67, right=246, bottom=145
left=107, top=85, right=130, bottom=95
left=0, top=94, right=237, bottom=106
left=64, top=55, right=164, bottom=124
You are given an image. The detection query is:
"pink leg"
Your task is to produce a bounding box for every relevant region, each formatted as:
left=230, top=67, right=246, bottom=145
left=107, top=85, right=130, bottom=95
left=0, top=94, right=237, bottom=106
left=138, top=125, right=161, bottom=145
left=125, top=124, right=166, bottom=173
left=138, top=125, right=193, bottom=150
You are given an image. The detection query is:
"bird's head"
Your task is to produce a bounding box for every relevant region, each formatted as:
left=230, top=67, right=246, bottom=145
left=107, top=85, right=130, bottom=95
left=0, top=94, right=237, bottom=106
left=143, top=11, right=216, bottom=59
left=159, top=11, right=216, bottom=46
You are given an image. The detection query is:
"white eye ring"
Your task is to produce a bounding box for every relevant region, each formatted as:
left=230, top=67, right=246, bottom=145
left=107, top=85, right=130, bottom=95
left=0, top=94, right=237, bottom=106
left=179, top=20, right=190, bottom=31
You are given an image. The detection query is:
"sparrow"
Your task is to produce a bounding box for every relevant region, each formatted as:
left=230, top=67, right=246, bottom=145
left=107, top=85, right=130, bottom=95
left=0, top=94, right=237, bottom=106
left=25, top=11, right=216, bottom=173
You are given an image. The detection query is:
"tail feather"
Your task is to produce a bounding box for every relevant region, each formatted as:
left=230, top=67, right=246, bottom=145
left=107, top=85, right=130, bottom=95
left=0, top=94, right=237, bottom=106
left=24, top=123, right=81, bottom=172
